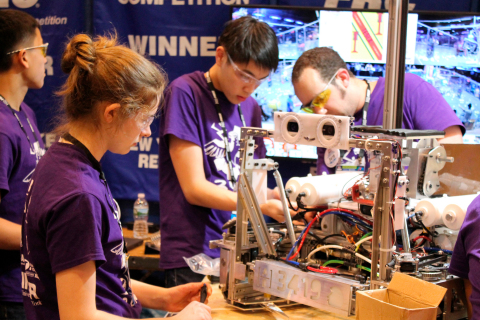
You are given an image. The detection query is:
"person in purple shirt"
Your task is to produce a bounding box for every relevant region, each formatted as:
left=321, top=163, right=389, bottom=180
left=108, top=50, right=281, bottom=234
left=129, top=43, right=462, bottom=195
left=291, top=47, right=465, bottom=175
left=21, top=33, right=212, bottom=320
left=159, top=16, right=291, bottom=287
left=449, top=194, right=480, bottom=319
left=0, top=10, right=46, bottom=319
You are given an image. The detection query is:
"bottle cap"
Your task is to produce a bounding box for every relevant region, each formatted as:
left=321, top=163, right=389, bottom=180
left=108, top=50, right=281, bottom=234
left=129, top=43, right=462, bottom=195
left=138, top=193, right=145, bottom=198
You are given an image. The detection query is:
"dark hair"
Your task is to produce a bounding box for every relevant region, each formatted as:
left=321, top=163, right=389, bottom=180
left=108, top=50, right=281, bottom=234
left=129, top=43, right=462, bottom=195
left=0, top=9, right=40, bottom=72
left=56, top=33, right=167, bottom=133
left=292, top=47, right=353, bottom=83
left=218, top=16, right=279, bottom=72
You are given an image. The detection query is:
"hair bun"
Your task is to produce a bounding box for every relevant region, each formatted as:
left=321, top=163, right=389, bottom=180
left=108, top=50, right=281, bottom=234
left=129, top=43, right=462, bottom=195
left=61, top=34, right=96, bottom=74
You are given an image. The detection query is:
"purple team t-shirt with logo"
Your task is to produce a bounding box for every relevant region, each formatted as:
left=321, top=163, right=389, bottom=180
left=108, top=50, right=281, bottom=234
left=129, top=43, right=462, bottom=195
left=449, top=195, right=480, bottom=318
left=159, top=71, right=266, bottom=269
left=317, top=73, right=465, bottom=174
left=21, top=142, right=141, bottom=319
left=0, top=101, right=44, bottom=303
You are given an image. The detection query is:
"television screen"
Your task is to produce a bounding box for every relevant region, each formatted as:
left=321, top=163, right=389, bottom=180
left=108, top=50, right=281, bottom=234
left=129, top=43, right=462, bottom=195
left=232, top=6, right=480, bottom=159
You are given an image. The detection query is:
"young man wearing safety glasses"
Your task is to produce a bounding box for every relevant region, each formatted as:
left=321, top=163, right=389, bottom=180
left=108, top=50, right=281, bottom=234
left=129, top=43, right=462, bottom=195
left=0, top=9, right=47, bottom=319
left=159, top=16, right=291, bottom=286
left=292, top=47, right=464, bottom=175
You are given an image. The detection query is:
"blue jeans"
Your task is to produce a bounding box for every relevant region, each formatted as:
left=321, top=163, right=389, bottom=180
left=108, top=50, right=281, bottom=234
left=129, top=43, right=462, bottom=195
left=164, top=267, right=204, bottom=288
left=0, top=302, right=26, bottom=320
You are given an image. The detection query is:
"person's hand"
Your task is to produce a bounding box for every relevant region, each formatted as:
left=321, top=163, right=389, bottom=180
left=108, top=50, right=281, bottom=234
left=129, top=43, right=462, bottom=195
left=269, top=187, right=281, bottom=200
left=260, top=199, right=296, bottom=222
left=171, top=301, right=212, bottom=320
left=164, top=282, right=212, bottom=312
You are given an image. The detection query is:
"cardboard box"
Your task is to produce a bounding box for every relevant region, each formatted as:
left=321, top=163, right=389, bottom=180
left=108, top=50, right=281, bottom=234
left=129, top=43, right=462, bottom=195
left=356, top=272, right=447, bottom=320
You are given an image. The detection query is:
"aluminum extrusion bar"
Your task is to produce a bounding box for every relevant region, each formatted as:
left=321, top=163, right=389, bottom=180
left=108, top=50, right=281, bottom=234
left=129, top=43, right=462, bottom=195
left=238, top=173, right=276, bottom=256
left=402, top=210, right=411, bottom=253
left=383, top=0, right=409, bottom=129
left=273, top=169, right=297, bottom=247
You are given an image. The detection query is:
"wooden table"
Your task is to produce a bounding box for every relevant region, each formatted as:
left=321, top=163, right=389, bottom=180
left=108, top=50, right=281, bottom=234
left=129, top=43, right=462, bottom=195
left=123, top=228, right=161, bottom=271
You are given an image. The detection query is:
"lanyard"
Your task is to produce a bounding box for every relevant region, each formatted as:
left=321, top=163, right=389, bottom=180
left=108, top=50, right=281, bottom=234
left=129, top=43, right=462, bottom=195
left=205, top=71, right=246, bottom=187
left=62, top=133, right=127, bottom=254
left=0, top=94, right=40, bottom=154
left=362, top=80, right=371, bottom=126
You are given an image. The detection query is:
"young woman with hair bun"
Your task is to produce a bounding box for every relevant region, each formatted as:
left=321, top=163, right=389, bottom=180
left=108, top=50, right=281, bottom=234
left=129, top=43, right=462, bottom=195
left=20, top=33, right=212, bottom=320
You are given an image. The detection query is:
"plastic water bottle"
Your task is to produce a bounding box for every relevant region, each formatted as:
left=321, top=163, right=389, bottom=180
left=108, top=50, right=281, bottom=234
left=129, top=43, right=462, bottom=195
left=133, top=193, right=149, bottom=239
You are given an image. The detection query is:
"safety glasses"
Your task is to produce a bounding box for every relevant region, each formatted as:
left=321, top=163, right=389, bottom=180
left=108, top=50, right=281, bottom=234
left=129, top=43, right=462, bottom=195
left=7, top=43, right=49, bottom=58
left=300, top=70, right=339, bottom=114
left=227, top=52, right=267, bottom=87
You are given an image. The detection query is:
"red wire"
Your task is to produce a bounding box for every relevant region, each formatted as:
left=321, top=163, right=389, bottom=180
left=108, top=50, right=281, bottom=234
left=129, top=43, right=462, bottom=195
left=289, top=208, right=374, bottom=261
left=307, top=266, right=338, bottom=274
left=322, top=208, right=373, bottom=226
left=288, top=215, right=319, bottom=260
left=413, top=235, right=432, bottom=243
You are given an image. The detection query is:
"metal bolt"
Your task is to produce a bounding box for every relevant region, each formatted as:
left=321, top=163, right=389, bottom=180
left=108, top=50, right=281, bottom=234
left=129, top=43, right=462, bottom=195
left=383, top=178, right=389, bottom=184
left=358, top=142, right=364, bottom=147
left=247, top=130, right=252, bottom=134
left=367, top=142, right=372, bottom=148
left=383, top=167, right=389, bottom=172
left=248, top=143, right=254, bottom=147
left=444, top=213, right=454, bottom=222
left=384, top=156, right=390, bottom=161
left=376, top=143, right=381, bottom=149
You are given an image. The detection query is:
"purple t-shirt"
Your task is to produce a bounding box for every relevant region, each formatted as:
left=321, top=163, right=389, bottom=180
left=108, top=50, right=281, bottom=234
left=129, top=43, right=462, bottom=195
left=21, top=142, right=141, bottom=319
left=317, top=73, right=465, bottom=174
left=159, top=71, right=266, bottom=269
left=449, top=195, right=480, bottom=318
left=0, top=101, right=44, bottom=303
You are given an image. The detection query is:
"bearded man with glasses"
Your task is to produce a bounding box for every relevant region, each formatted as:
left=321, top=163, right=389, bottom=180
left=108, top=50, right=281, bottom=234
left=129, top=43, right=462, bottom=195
left=292, top=47, right=465, bottom=176
left=159, top=16, right=295, bottom=287
left=0, top=9, right=47, bottom=320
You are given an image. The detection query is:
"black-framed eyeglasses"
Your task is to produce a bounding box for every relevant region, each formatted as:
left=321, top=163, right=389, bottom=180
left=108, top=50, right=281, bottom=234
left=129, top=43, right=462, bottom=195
left=6, top=43, right=49, bottom=58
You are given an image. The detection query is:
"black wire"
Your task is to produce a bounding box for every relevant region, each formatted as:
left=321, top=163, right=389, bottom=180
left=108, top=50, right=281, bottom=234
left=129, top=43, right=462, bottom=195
left=271, top=230, right=286, bottom=237
left=285, top=190, right=299, bottom=211
left=415, top=211, right=435, bottom=238
left=296, top=193, right=307, bottom=209
left=293, top=230, right=323, bottom=243
left=319, top=233, right=346, bottom=242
